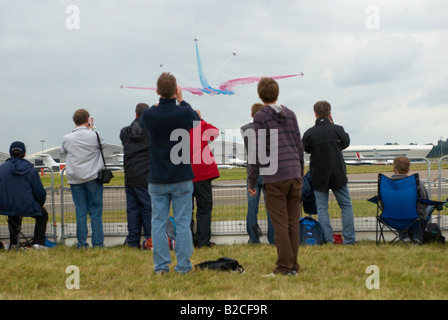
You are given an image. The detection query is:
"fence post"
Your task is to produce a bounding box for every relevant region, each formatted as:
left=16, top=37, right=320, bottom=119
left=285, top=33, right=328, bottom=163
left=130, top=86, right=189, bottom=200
left=35, top=165, right=58, bottom=243
left=437, top=156, right=448, bottom=227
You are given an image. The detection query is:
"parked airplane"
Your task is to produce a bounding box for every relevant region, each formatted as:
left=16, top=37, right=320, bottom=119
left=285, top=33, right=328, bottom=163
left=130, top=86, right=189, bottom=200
left=31, top=154, right=66, bottom=173
left=345, top=152, right=378, bottom=165
left=121, top=39, right=302, bottom=96
left=226, top=154, right=247, bottom=166
left=217, top=164, right=234, bottom=169
left=31, top=154, right=122, bottom=174
left=373, top=148, right=393, bottom=165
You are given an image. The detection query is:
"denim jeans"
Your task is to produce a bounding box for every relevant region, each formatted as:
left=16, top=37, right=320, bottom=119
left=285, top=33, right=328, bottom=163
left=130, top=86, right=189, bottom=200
left=148, top=180, right=194, bottom=274
left=247, top=175, right=274, bottom=244
left=314, top=185, right=356, bottom=245
left=125, top=186, right=152, bottom=247
left=70, top=179, right=104, bottom=248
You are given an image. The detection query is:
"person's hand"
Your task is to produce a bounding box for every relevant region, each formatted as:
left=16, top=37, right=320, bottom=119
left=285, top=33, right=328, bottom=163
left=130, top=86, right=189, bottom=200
left=176, top=86, right=183, bottom=103
left=248, top=189, right=257, bottom=197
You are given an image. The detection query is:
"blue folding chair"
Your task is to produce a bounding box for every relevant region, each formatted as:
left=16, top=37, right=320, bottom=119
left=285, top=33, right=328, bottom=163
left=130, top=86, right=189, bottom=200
left=371, top=173, right=445, bottom=245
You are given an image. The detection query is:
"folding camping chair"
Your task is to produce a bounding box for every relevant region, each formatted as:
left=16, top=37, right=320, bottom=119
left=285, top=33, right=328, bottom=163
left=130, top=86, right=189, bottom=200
left=6, top=216, right=33, bottom=250
left=370, top=173, right=445, bottom=245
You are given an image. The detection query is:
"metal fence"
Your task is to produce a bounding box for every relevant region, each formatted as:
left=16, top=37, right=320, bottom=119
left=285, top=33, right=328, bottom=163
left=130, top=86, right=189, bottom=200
left=1, top=158, right=447, bottom=245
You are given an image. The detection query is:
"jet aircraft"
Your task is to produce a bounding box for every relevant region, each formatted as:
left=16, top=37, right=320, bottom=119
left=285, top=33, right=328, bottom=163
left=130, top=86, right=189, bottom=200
left=121, top=39, right=302, bottom=96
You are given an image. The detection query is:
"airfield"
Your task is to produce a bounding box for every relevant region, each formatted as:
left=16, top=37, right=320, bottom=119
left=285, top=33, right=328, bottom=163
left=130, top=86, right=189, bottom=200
left=5, top=166, right=444, bottom=248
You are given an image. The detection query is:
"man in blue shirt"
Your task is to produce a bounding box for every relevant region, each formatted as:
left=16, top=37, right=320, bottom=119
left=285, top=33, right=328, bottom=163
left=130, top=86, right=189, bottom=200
left=139, top=72, right=200, bottom=274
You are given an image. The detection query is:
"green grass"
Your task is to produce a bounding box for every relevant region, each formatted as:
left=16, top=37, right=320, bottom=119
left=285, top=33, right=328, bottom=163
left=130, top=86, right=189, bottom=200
left=1, top=241, right=447, bottom=300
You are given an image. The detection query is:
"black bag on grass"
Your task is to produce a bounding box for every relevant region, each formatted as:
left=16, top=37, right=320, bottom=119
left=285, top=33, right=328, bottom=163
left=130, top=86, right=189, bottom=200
left=195, top=257, right=244, bottom=273
left=423, top=223, right=445, bottom=244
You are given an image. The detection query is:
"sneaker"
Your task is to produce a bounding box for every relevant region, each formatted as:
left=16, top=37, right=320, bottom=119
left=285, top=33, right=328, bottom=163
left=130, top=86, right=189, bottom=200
left=32, top=244, right=48, bottom=250
left=262, top=273, right=276, bottom=278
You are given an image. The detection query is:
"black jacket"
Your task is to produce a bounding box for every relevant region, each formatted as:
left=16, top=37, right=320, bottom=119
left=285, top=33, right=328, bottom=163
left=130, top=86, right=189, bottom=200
left=302, top=118, right=350, bottom=192
left=120, top=118, right=150, bottom=188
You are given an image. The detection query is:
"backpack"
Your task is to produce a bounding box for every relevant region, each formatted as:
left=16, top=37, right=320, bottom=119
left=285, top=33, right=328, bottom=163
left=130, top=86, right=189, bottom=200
left=301, top=171, right=317, bottom=215
left=299, top=216, right=326, bottom=245
left=423, top=223, right=445, bottom=244
left=195, top=257, right=245, bottom=273
left=166, top=216, right=176, bottom=250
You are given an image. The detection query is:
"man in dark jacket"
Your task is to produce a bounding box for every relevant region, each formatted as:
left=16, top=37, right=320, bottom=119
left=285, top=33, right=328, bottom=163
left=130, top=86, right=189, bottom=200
left=120, top=103, right=152, bottom=249
left=139, top=72, right=200, bottom=274
left=302, top=101, right=355, bottom=245
left=0, top=141, right=48, bottom=249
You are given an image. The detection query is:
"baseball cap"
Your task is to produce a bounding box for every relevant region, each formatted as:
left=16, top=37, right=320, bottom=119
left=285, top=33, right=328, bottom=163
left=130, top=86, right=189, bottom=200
left=9, top=141, right=26, bottom=156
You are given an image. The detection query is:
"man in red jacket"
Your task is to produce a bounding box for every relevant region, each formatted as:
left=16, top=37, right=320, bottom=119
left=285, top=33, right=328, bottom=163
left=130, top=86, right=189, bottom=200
left=189, top=110, right=220, bottom=248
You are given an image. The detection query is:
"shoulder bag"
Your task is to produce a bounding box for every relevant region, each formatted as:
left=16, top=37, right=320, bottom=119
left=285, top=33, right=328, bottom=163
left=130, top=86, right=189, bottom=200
left=95, top=131, right=114, bottom=184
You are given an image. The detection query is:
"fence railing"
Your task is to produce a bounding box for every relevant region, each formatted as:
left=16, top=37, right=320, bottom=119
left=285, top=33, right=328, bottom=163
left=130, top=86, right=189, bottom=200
left=1, top=158, right=447, bottom=244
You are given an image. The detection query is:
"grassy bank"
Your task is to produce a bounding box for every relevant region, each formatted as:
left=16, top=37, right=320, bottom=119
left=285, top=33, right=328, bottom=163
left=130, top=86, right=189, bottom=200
left=1, top=241, right=447, bottom=300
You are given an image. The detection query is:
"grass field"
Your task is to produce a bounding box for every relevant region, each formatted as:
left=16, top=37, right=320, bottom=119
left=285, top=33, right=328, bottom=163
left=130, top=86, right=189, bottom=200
left=1, top=241, right=447, bottom=300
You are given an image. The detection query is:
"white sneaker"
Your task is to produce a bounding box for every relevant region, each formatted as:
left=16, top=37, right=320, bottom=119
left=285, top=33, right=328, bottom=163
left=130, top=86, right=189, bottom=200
left=262, top=273, right=276, bottom=278
left=32, top=244, right=47, bottom=250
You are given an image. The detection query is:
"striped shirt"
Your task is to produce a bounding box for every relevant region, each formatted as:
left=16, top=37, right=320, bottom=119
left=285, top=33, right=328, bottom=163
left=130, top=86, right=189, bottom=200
left=248, top=104, right=304, bottom=189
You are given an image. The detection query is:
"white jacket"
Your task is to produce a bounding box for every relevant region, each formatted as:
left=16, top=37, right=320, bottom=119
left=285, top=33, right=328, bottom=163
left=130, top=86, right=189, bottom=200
left=61, top=126, right=106, bottom=184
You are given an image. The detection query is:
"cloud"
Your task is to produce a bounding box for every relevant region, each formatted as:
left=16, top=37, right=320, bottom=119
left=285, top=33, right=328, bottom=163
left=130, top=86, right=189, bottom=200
left=0, top=0, right=447, bottom=154
left=332, top=35, right=422, bottom=87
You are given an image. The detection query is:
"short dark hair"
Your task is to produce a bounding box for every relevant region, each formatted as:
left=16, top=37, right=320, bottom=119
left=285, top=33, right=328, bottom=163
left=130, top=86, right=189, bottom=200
left=314, top=101, right=331, bottom=118
left=393, top=156, right=410, bottom=174
left=135, top=103, right=149, bottom=118
left=251, top=103, right=264, bottom=117
left=73, top=109, right=90, bottom=126
left=257, top=78, right=279, bottom=103
left=157, top=72, right=177, bottom=98
left=11, top=149, right=25, bottom=158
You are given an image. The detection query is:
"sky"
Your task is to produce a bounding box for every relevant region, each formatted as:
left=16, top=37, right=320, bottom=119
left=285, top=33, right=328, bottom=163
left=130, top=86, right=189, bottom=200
left=1, top=0, right=447, bottom=155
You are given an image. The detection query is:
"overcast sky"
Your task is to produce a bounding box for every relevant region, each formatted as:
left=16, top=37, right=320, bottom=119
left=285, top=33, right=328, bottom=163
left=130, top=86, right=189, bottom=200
left=1, top=0, right=447, bottom=155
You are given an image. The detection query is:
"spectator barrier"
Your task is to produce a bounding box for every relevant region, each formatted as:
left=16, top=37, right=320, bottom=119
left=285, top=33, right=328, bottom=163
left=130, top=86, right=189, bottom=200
left=1, top=158, right=447, bottom=245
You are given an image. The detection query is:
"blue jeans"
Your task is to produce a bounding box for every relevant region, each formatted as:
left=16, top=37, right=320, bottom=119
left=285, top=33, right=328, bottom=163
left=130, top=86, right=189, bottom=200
left=148, top=180, right=194, bottom=273
left=247, top=175, right=274, bottom=244
left=125, top=186, right=152, bottom=247
left=70, top=179, right=104, bottom=248
left=314, top=185, right=356, bottom=245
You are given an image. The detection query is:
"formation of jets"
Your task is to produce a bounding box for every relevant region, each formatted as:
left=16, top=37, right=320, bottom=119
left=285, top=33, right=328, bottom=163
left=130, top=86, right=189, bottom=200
left=121, top=38, right=302, bottom=96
